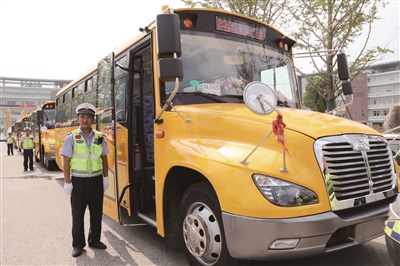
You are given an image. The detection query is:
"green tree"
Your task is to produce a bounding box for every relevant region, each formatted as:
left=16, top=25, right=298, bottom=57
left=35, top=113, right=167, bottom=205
left=181, top=0, right=288, bottom=25
left=287, top=0, right=393, bottom=111
left=303, top=75, right=327, bottom=112
left=5, top=108, right=12, bottom=133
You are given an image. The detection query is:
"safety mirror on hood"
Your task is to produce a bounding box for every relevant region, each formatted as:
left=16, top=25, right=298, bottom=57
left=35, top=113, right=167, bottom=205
left=243, top=82, right=277, bottom=115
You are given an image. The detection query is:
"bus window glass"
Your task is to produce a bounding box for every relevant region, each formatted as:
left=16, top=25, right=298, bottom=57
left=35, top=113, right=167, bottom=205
left=92, top=75, right=98, bottom=89
left=163, top=31, right=298, bottom=108
left=85, top=90, right=97, bottom=108
left=43, top=109, right=55, bottom=129
left=76, top=83, right=85, bottom=96
left=87, top=78, right=92, bottom=92
left=261, top=65, right=295, bottom=104
left=98, top=57, right=113, bottom=112
left=115, top=77, right=126, bottom=121
left=71, top=97, right=84, bottom=122
left=65, top=90, right=72, bottom=102
left=55, top=105, right=63, bottom=127
left=63, top=102, right=72, bottom=125
left=115, top=56, right=128, bottom=77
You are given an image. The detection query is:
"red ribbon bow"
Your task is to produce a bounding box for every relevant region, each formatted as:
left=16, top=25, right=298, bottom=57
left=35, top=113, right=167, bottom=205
left=272, top=114, right=291, bottom=157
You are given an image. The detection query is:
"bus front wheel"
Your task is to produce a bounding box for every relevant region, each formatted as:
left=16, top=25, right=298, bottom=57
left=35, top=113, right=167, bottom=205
left=179, top=182, right=247, bottom=266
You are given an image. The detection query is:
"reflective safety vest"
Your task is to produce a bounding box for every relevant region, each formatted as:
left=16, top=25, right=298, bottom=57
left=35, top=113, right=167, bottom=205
left=22, top=137, right=34, bottom=149
left=70, top=129, right=104, bottom=177
left=6, top=137, right=13, bottom=144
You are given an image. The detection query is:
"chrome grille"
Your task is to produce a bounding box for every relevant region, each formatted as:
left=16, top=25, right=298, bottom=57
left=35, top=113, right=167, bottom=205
left=321, top=137, right=393, bottom=201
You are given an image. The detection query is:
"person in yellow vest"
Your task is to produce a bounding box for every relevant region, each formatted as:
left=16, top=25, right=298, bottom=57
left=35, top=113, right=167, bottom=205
left=60, top=103, right=110, bottom=258
left=6, top=132, right=14, bottom=156
left=20, top=127, right=34, bottom=171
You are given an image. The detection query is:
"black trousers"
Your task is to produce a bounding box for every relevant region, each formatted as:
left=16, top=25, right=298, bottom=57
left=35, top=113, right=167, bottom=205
left=70, top=175, right=104, bottom=248
left=7, top=143, right=13, bottom=155
left=23, top=149, right=33, bottom=170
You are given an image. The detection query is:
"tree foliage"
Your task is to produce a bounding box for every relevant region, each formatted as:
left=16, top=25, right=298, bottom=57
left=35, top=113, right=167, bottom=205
left=181, top=0, right=288, bottom=26
left=287, top=0, right=392, bottom=111
left=303, top=75, right=328, bottom=112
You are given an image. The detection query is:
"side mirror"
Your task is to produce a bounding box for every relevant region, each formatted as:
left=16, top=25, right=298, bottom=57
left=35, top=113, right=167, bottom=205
left=342, top=81, right=353, bottom=96
left=337, top=53, right=353, bottom=95
left=243, top=82, right=277, bottom=115
left=37, top=110, right=43, bottom=126
left=156, top=13, right=181, bottom=58
left=156, top=13, right=183, bottom=81
left=158, top=58, right=183, bottom=82
left=337, top=53, right=350, bottom=80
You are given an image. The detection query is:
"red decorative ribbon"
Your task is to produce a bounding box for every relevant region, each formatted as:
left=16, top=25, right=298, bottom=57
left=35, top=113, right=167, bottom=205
left=272, top=115, right=291, bottom=157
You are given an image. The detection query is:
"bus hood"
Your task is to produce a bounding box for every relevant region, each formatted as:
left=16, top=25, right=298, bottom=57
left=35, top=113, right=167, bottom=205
left=176, top=104, right=378, bottom=138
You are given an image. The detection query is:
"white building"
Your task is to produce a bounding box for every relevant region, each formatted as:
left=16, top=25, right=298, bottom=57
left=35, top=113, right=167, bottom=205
left=0, top=77, right=71, bottom=135
left=366, top=61, right=400, bottom=128
left=298, top=61, right=400, bottom=129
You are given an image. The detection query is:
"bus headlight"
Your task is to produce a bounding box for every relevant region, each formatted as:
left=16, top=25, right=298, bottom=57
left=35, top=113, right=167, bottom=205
left=253, top=174, right=319, bottom=206
left=49, top=144, right=55, bottom=150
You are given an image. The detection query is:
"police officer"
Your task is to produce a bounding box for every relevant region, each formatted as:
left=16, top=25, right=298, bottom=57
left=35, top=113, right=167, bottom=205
left=60, top=103, right=110, bottom=257
left=20, top=127, right=34, bottom=171
left=6, top=132, right=14, bottom=156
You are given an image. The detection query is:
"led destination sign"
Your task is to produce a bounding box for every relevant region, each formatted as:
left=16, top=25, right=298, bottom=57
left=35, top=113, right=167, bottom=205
left=215, top=15, right=266, bottom=41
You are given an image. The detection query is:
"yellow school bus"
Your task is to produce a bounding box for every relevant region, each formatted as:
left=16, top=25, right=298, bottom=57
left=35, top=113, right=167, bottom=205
left=54, top=6, right=399, bottom=265
left=27, top=101, right=58, bottom=170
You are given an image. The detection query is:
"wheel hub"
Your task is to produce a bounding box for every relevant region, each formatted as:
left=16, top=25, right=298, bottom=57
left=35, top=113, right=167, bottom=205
left=183, top=203, right=222, bottom=265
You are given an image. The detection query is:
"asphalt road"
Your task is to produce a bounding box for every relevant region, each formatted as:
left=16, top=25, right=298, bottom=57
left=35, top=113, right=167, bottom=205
left=0, top=142, right=395, bottom=265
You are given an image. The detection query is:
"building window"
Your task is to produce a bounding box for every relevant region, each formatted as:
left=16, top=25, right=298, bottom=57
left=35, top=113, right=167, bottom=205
left=373, top=111, right=380, bottom=116
left=361, top=105, right=364, bottom=116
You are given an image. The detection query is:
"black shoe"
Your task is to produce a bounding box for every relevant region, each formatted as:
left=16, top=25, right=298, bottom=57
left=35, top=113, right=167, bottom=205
left=23, top=169, right=27, bottom=172
left=72, top=247, right=83, bottom=257
left=30, top=168, right=34, bottom=171
left=89, top=241, right=107, bottom=249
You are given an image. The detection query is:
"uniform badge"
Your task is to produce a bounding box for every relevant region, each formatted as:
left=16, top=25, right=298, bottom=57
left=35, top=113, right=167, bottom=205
left=75, top=134, right=84, bottom=143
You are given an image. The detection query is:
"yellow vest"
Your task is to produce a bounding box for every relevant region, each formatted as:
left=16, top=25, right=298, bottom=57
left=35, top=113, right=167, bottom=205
left=6, top=136, right=13, bottom=144
left=22, top=137, right=34, bottom=149
left=70, top=129, right=104, bottom=177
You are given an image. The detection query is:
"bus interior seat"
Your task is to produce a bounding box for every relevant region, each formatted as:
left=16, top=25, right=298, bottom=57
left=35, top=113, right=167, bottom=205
left=133, top=95, right=154, bottom=163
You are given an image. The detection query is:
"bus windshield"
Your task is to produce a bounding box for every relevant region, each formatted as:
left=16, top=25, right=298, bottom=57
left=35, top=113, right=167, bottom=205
left=165, top=31, right=299, bottom=108
left=43, top=109, right=55, bottom=129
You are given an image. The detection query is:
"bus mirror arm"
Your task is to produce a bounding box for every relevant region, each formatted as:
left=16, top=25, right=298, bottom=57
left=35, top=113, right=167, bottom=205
left=326, top=94, right=354, bottom=115
left=115, top=63, right=133, bottom=73
left=155, top=77, right=191, bottom=125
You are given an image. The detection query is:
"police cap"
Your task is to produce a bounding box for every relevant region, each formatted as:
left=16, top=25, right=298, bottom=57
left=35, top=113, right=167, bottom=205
left=76, top=103, right=96, bottom=116
left=24, top=127, right=31, bottom=131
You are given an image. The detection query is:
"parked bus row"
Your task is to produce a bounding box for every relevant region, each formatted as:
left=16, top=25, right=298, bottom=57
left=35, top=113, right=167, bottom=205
left=11, top=101, right=58, bottom=170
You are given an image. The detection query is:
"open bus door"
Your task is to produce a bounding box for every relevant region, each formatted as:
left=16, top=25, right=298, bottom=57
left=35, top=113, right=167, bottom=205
left=97, top=53, right=121, bottom=223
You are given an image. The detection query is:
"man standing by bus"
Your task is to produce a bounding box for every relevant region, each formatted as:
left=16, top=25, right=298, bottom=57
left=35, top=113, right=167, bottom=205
left=6, top=132, right=14, bottom=156
left=20, top=127, right=34, bottom=171
left=60, top=103, right=110, bottom=258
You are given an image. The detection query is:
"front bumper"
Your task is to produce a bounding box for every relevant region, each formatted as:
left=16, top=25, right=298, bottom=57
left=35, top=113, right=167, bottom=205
left=222, top=195, right=398, bottom=261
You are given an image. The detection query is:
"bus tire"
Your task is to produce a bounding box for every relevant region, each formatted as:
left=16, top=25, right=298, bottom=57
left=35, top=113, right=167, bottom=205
left=179, top=182, right=248, bottom=266
left=46, top=160, right=57, bottom=171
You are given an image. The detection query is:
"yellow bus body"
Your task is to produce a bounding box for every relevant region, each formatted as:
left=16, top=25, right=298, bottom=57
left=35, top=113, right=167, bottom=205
left=54, top=7, right=399, bottom=265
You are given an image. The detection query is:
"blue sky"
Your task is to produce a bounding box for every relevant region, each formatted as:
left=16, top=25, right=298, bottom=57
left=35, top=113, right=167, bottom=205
left=0, top=0, right=398, bottom=79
